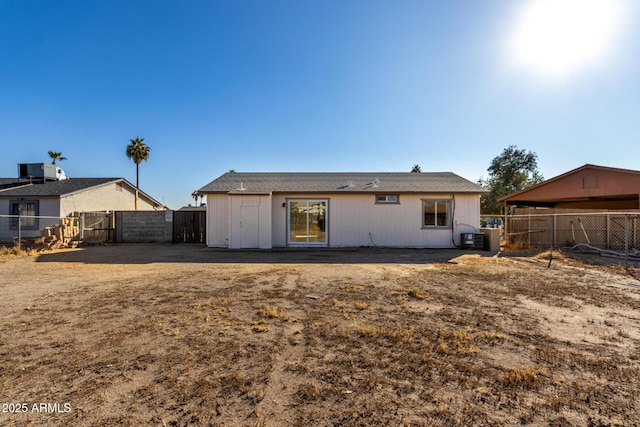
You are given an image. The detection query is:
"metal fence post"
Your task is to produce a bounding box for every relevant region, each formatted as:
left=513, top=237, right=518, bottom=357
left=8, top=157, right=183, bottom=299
left=551, top=214, right=556, bottom=250
left=625, top=214, right=629, bottom=267
left=80, top=212, right=85, bottom=240
left=17, top=216, right=21, bottom=251
left=606, top=214, right=610, bottom=249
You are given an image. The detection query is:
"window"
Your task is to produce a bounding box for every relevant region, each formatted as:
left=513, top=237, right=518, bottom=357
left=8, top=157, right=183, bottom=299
left=422, top=199, right=451, bottom=228
left=10, top=201, right=39, bottom=230
left=376, top=194, right=399, bottom=204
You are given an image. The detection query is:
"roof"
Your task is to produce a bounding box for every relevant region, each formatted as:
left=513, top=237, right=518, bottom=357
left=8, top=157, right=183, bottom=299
left=0, top=177, right=162, bottom=206
left=199, top=172, right=486, bottom=194
left=177, top=205, right=206, bottom=212
left=498, top=164, right=640, bottom=209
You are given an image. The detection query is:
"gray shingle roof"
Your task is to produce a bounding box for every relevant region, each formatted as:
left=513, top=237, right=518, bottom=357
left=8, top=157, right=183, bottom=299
left=0, top=178, right=162, bottom=207
left=199, top=172, right=486, bottom=194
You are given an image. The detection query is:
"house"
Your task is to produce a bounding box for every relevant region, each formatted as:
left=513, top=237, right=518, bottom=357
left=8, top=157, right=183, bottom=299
left=0, top=172, right=163, bottom=240
left=198, top=172, right=486, bottom=249
left=498, top=164, right=640, bottom=210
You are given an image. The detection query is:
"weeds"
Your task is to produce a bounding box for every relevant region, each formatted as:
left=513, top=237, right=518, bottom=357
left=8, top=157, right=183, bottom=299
left=437, top=328, right=479, bottom=355
left=354, top=300, right=369, bottom=310
left=0, top=246, right=27, bottom=256
left=408, top=289, right=427, bottom=299
left=259, top=306, right=288, bottom=320
left=502, top=366, right=547, bottom=389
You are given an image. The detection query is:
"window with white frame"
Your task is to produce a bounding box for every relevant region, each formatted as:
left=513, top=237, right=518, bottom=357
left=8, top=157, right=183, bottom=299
left=422, top=199, right=451, bottom=228
left=375, top=194, right=399, bottom=204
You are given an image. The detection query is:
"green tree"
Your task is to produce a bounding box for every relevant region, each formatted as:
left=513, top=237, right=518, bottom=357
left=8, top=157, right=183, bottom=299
left=47, top=151, right=67, bottom=164
left=411, top=164, right=422, bottom=173
left=479, top=145, right=543, bottom=214
left=191, top=190, right=200, bottom=206
left=125, top=136, right=151, bottom=210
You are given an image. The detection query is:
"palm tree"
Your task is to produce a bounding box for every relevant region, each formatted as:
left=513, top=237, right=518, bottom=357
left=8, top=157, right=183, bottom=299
left=48, top=151, right=67, bottom=165
left=411, top=164, right=422, bottom=173
left=191, top=190, right=200, bottom=206
left=125, top=136, right=151, bottom=210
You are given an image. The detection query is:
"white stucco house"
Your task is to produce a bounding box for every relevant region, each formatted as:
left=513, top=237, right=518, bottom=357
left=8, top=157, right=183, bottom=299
left=198, top=172, right=487, bottom=249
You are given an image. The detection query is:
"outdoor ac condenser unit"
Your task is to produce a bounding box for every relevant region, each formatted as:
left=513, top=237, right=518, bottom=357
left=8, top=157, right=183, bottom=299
left=461, top=232, right=484, bottom=249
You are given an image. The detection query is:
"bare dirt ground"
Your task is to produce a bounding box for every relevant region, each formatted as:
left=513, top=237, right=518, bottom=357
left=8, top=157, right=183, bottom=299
left=1, top=244, right=640, bottom=426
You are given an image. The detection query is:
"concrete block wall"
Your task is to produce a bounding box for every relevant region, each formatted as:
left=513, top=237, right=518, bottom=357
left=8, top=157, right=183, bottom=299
left=115, top=211, right=173, bottom=243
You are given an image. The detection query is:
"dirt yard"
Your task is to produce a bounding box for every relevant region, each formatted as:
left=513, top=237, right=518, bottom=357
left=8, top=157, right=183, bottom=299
left=1, top=244, right=639, bottom=426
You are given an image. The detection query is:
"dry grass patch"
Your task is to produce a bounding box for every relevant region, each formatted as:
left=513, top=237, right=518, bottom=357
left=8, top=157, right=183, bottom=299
left=407, top=288, right=427, bottom=299
left=341, top=283, right=363, bottom=291
left=502, top=366, right=547, bottom=389
left=438, top=328, right=479, bottom=355
left=353, top=300, right=369, bottom=310
left=0, top=246, right=27, bottom=257
left=259, top=305, right=288, bottom=320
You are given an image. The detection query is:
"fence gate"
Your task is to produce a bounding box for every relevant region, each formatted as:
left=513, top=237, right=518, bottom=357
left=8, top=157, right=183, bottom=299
left=173, top=210, right=206, bottom=243
left=82, top=212, right=114, bottom=243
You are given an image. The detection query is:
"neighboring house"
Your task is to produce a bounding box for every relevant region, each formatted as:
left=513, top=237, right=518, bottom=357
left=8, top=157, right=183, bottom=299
left=199, top=172, right=486, bottom=249
left=0, top=176, right=163, bottom=239
left=498, top=164, right=640, bottom=210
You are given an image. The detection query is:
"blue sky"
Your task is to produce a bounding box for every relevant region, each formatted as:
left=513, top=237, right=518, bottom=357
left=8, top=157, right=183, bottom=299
left=1, top=0, right=638, bottom=209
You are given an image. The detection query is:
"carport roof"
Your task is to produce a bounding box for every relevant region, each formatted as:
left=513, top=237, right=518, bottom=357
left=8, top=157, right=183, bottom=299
left=498, top=164, right=640, bottom=209
left=199, top=172, right=487, bottom=194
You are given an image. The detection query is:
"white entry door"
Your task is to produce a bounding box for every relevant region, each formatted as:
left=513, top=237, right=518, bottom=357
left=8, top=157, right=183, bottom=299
left=240, top=206, right=259, bottom=248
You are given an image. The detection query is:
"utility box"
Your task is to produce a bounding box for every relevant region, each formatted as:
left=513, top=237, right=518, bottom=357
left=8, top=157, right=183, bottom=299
left=481, top=227, right=500, bottom=252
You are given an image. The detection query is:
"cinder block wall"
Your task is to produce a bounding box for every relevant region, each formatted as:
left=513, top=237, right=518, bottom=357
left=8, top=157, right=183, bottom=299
left=115, top=211, right=173, bottom=243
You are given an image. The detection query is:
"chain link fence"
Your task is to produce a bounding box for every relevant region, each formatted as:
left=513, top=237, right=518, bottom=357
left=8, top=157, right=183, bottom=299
left=0, top=215, right=76, bottom=251
left=506, top=212, right=640, bottom=254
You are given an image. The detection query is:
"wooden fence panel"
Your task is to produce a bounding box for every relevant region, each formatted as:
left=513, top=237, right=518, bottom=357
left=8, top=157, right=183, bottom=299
left=82, top=212, right=114, bottom=243
left=173, top=211, right=206, bottom=243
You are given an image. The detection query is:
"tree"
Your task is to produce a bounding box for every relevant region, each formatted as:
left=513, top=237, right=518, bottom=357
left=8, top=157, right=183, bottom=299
left=125, top=136, right=151, bottom=210
left=411, top=164, right=422, bottom=173
left=48, top=151, right=67, bottom=164
left=479, top=145, right=543, bottom=214
left=191, top=190, right=200, bottom=206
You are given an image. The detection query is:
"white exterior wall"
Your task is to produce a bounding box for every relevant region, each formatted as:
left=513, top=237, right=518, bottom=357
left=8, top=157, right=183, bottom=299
left=206, top=194, right=230, bottom=247
left=271, top=193, right=480, bottom=248
left=206, top=192, right=480, bottom=249
left=59, top=182, right=156, bottom=216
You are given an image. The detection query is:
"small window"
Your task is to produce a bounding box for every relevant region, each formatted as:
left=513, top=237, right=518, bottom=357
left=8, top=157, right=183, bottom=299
left=422, top=199, right=451, bottom=228
left=376, top=194, right=399, bottom=204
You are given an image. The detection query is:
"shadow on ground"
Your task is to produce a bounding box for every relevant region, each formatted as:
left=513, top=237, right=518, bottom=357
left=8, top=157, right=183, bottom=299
left=34, top=243, right=499, bottom=265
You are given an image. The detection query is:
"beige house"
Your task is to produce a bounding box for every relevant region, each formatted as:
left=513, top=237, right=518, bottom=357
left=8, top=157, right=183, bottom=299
left=0, top=177, right=162, bottom=241
left=199, top=172, right=486, bottom=249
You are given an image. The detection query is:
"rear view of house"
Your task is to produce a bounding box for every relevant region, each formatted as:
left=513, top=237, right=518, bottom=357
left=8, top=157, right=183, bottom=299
left=199, top=172, right=486, bottom=249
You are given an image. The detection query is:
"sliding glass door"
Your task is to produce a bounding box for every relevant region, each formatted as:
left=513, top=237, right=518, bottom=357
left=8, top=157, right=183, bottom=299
left=288, top=200, right=328, bottom=245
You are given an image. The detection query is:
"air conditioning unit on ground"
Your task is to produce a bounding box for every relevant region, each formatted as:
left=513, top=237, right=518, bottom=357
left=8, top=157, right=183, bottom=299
left=460, top=232, right=484, bottom=249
